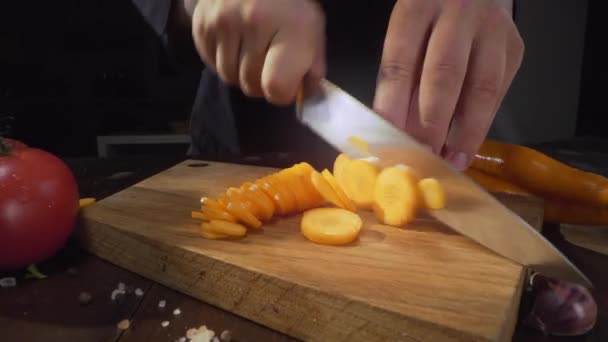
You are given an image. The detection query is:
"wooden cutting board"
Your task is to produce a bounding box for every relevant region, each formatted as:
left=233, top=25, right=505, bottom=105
left=77, top=160, right=544, bottom=342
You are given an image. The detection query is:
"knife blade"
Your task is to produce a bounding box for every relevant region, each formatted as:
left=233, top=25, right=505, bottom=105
left=296, top=79, right=592, bottom=288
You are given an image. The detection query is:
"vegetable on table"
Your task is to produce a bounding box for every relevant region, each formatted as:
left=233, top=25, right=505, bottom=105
left=471, top=139, right=608, bottom=207
left=0, top=137, right=80, bottom=272
left=465, top=167, right=608, bottom=225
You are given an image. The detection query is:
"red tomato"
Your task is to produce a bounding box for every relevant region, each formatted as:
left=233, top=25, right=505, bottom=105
left=0, top=138, right=80, bottom=271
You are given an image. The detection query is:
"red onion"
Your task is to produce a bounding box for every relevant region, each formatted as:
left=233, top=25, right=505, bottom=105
left=524, top=272, right=598, bottom=336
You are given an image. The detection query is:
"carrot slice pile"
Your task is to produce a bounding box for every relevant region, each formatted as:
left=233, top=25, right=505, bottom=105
left=190, top=137, right=448, bottom=242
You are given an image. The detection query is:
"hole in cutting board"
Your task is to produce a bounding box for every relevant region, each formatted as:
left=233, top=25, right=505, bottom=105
left=187, top=163, right=209, bottom=168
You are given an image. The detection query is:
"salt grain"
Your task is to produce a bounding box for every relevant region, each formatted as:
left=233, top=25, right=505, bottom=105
left=117, top=282, right=126, bottom=291
left=135, top=288, right=144, bottom=296
left=161, top=321, right=170, bottom=328
left=0, top=277, right=17, bottom=288
left=173, top=308, right=181, bottom=316
left=220, top=330, right=232, bottom=341
left=78, top=291, right=93, bottom=305
left=158, top=300, right=166, bottom=308
left=187, top=325, right=216, bottom=342
left=111, top=289, right=126, bottom=301
left=117, top=319, right=130, bottom=330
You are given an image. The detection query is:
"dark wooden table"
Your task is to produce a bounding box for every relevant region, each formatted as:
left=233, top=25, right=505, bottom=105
left=1, top=144, right=607, bottom=342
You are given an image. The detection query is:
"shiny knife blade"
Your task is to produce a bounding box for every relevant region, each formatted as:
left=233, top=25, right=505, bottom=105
left=296, top=79, right=592, bottom=288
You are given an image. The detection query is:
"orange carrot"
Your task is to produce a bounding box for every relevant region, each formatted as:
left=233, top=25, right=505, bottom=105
left=471, top=139, right=608, bottom=207
left=464, top=168, right=531, bottom=196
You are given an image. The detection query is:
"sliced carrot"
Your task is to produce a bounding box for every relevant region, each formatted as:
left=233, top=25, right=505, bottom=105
left=373, top=166, right=419, bottom=226
left=341, top=159, right=379, bottom=209
left=205, top=220, right=247, bottom=237
left=200, top=197, right=226, bottom=210
left=266, top=174, right=298, bottom=214
left=300, top=208, right=362, bottom=245
left=290, top=163, right=325, bottom=208
left=200, top=222, right=230, bottom=239
left=348, top=135, right=370, bottom=156
left=201, top=205, right=238, bottom=222
left=255, top=178, right=291, bottom=216
left=321, top=169, right=356, bottom=212
left=418, top=178, right=446, bottom=209
left=310, top=170, right=347, bottom=209
left=225, top=187, right=262, bottom=220
left=333, top=153, right=351, bottom=190
left=240, top=181, right=275, bottom=220
left=224, top=199, right=263, bottom=229
left=291, top=162, right=315, bottom=177
left=282, top=166, right=325, bottom=210
left=275, top=169, right=310, bottom=212
left=79, top=198, right=96, bottom=208
left=191, top=211, right=209, bottom=221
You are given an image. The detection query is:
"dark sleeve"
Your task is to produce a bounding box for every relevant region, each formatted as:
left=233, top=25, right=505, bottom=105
left=130, top=0, right=173, bottom=46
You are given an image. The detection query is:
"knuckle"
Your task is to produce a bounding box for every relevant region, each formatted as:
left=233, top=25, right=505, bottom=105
left=397, top=0, right=434, bottom=17
left=241, top=3, right=268, bottom=29
left=419, top=115, right=444, bottom=131
left=209, top=8, right=234, bottom=31
left=378, top=61, right=417, bottom=83
left=293, top=2, right=325, bottom=29
left=428, top=61, right=465, bottom=89
left=468, top=77, right=501, bottom=101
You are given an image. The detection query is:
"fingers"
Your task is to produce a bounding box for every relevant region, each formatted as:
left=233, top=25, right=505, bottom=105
left=261, top=10, right=325, bottom=105
left=261, top=26, right=321, bottom=105
left=192, top=1, right=217, bottom=70
left=373, top=0, right=435, bottom=130
left=216, top=24, right=242, bottom=85
left=412, top=2, right=476, bottom=155
left=238, top=11, right=277, bottom=97
left=442, top=16, right=507, bottom=170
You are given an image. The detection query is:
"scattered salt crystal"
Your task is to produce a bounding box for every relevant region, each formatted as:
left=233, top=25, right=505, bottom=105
left=187, top=328, right=199, bottom=339
left=187, top=325, right=215, bottom=342
left=111, top=289, right=126, bottom=301
left=220, top=330, right=232, bottom=341
left=117, top=282, right=126, bottom=291
left=135, top=288, right=144, bottom=296
left=161, top=321, right=170, bottom=328
left=78, top=291, right=93, bottom=305
left=173, top=308, right=181, bottom=316
left=0, top=277, right=17, bottom=288
left=117, top=319, right=130, bottom=330
left=158, top=300, right=166, bottom=308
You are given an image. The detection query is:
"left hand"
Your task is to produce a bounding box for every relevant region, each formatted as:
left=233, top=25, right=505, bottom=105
left=373, top=0, right=524, bottom=171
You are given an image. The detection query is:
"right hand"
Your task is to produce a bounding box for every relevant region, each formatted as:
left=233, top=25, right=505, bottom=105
left=190, top=0, right=326, bottom=105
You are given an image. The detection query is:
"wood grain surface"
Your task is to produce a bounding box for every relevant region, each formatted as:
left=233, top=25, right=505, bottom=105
left=77, top=160, right=544, bottom=342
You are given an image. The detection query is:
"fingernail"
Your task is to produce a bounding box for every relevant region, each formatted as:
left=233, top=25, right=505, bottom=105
left=447, top=151, right=469, bottom=171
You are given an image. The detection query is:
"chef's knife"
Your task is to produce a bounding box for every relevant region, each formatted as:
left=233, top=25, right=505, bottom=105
left=296, top=79, right=592, bottom=288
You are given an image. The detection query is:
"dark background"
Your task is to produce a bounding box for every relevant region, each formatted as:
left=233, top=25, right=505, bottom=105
left=0, top=0, right=606, bottom=158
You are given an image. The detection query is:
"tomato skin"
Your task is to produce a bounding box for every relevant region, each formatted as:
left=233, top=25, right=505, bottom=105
left=0, top=138, right=80, bottom=271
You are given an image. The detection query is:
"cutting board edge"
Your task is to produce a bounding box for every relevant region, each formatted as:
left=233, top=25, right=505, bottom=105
left=75, top=214, right=509, bottom=342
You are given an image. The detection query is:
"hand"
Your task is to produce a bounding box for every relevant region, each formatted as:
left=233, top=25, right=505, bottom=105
left=373, top=0, right=524, bottom=170
left=190, top=0, right=326, bottom=105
